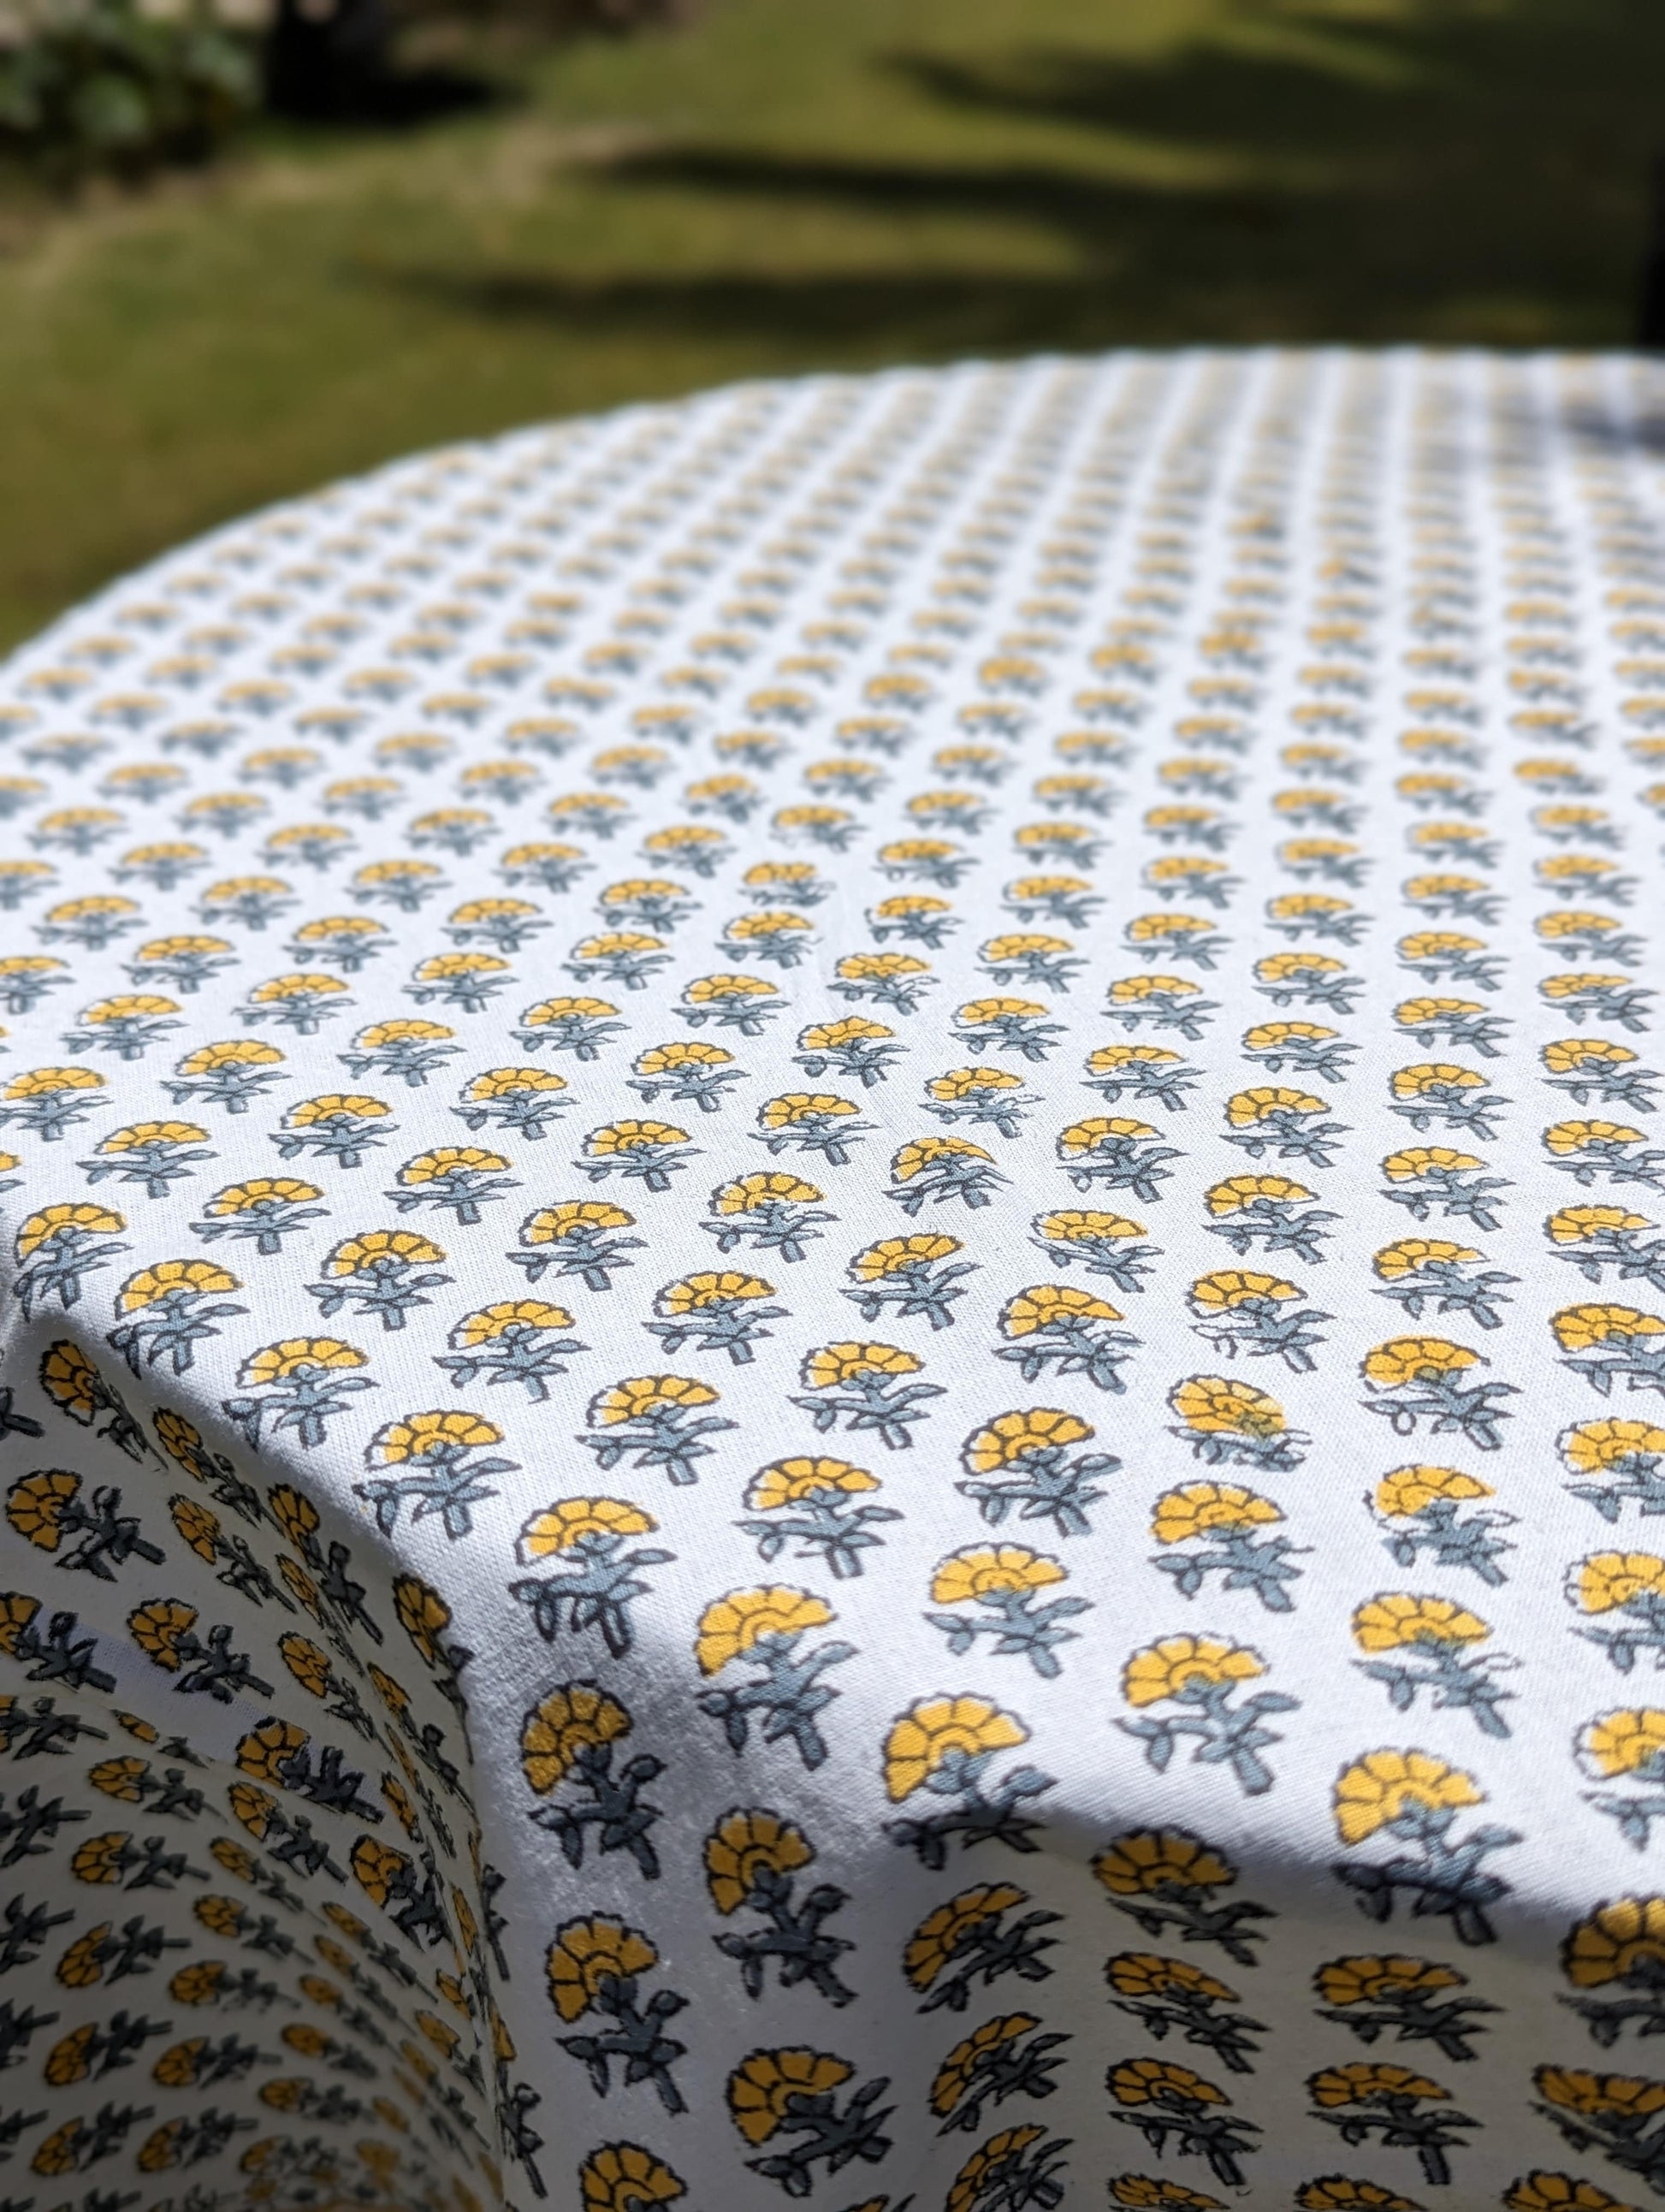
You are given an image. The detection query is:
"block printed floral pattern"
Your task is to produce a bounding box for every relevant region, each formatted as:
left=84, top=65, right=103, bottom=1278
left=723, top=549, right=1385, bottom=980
left=0, top=348, right=1662, bottom=2209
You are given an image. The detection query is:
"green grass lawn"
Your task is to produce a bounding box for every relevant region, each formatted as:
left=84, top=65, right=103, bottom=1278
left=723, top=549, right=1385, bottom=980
left=1, top=0, right=1660, bottom=649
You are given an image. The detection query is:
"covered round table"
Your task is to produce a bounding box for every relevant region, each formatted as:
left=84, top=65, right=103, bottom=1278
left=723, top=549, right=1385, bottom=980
left=0, top=348, right=1660, bottom=2212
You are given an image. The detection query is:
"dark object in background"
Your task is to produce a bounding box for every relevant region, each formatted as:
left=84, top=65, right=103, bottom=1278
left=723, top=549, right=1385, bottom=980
left=265, top=0, right=386, bottom=119
left=0, top=0, right=258, bottom=181
left=1641, top=156, right=1665, bottom=347
left=264, top=0, right=496, bottom=125
left=548, top=0, right=696, bottom=24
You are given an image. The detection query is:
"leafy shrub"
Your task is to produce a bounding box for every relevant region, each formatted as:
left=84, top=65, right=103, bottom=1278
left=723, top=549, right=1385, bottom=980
left=0, top=0, right=258, bottom=180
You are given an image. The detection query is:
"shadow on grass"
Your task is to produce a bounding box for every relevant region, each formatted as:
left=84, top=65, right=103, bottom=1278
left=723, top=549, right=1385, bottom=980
left=358, top=0, right=1665, bottom=348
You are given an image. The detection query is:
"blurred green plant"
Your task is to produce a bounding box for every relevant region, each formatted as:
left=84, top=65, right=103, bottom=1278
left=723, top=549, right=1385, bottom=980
left=0, top=0, right=258, bottom=180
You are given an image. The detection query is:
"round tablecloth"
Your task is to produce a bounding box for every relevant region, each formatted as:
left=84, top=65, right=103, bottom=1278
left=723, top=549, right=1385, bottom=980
left=0, top=347, right=1662, bottom=2212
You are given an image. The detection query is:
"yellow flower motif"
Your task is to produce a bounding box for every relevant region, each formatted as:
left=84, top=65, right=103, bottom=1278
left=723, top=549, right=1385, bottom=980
left=927, top=1066, right=1024, bottom=1100
left=1150, top=1482, right=1283, bottom=1545
left=370, top=1408, right=502, bottom=1464
left=1108, top=2056, right=1229, bottom=2108
left=957, top=993, right=1056, bottom=1026
left=798, top=1017, right=894, bottom=1050
left=266, top=1482, right=320, bottom=1548
left=398, top=1143, right=511, bottom=1182
left=278, top=1633, right=333, bottom=1697
left=1533, top=2067, right=1665, bottom=2120
left=1579, top=1709, right=1665, bottom=1780
left=451, top=1300, right=574, bottom=1343
left=1034, top=1207, right=1147, bottom=1244
left=1332, top=1749, right=1484, bottom=1845
left=151, top=2036, right=211, bottom=2088
left=126, top=1598, right=195, bottom=1668
left=1372, top=1238, right=1480, bottom=1279
left=1549, top=1206, right=1656, bottom=1245
left=1242, top=1020, right=1339, bottom=1054
left=322, top=1229, right=447, bottom=1273
left=3, top=1063, right=105, bottom=1098
left=117, top=1258, right=240, bottom=1311
left=1110, top=2179, right=1228, bottom=2210
left=569, top=934, right=662, bottom=965
left=1390, top=1061, right=1485, bottom=1100
left=1543, top=1037, right=1638, bottom=1075
left=1373, top=1462, right=1493, bottom=1516
left=522, top=1201, right=634, bottom=1245
left=999, top=1283, right=1123, bottom=1334
left=590, top=1373, right=719, bottom=1423
left=247, top=972, right=346, bottom=1007
left=746, top=1457, right=880, bottom=1510
left=963, top=1406, right=1094, bottom=1469
left=704, top=1809, right=815, bottom=1915
left=931, top=1546, right=1066, bottom=1604
left=948, top=2128, right=1056, bottom=2212
left=1315, top=1954, right=1464, bottom=2006
left=838, top=951, right=928, bottom=982
left=685, top=972, right=778, bottom=1005
left=1544, top=971, right=1638, bottom=1004
left=711, top=1171, right=824, bottom=1213
left=1205, top=1173, right=1315, bottom=1217
left=68, top=1830, right=132, bottom=1885
left=1225, top=1086, right=1327, bottom=1126
left=239, top=1336, right=367, bottom=1383
left=578, top=2142, right=685, bottom=2212
left=1310, top=2061, right=1447, bottom=2107
left=97, top=1117, right=210, bottom=1153
left=727, top=2048, right=853, bottom=2144
left=1570, top=1552, right=1665, bottom=1615
left=1504, top=2174, right=1640, bottom=2212
left=349, top=1833, right=412, bottom=1906
left=200, top=1176, right=323, bottom=1217
left=464, top=1064, right=566, bottom=1100
left=637, top=1041, right=736, bottom=1079
left=39, top=1341, right=104, bottom=1418
left=1351, top=1593, right=1490, bottom=1650
left=235, top=1717, right=309, bottom=1785
left=1361, top=1337, right=1479, bottom=1385
left=4, top=1469, right=78, bottom=1549
left=696, top=1586, right=832, bottom=1675
left=56, top=1923, right=113, bottom=1988
left=284, top=1093, right=390, bottom=1128
left=1555, top=1304, right=1665, bottom=1351
left=1106, top=1953, right=1238, bottom=2002
left=658, top=1269, right=775, bottom=1311
left=85, top=1752, right=145, bottom=1801
left=883, top=1694, right=1027, bottom=1801
left=850, top=1232, right=963, bottom=1279
left=1563, top=1896, right=1665, bottom=1990
left=547, top=1914, right=658, bottom=2021
left=800, top=1340, right=922, bottom=1386
left=761, top=1091, right=859, bottom=1129
left=1059, top=1114, right=1156, bottom=1155
left=1169, top=1375, right=1288, bottom=1438
left=1566, top=1417, right=1665, bottom=1472
left=391, top=1572, right=453, bottom=1660
left=15, top=1201, right=126, bottom=1256
left=518, top=1497, right=656, bottom=1559
left=904, top=1883, right=1028, bottom=1990
left=1188, top=1270, right=1300, bottom=1311
left=1108, top=973, right=1201, bottom=1005
left=931, top=2013, right=1040, bottom=2117
left=1088, top=1044, right=1183, bottom=1074
left=1546, top=1118, right=1646, bottom=1156
left=892, top=1134, right=994, bottom=1179
left=1123, top=1635, right=1265, bottom=1707
left=1380, top=1145, right=1484, bottom=1183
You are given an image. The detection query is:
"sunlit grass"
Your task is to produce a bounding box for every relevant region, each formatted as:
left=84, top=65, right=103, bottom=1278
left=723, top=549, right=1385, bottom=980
left=0, top=0, right=1656, bottom=648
